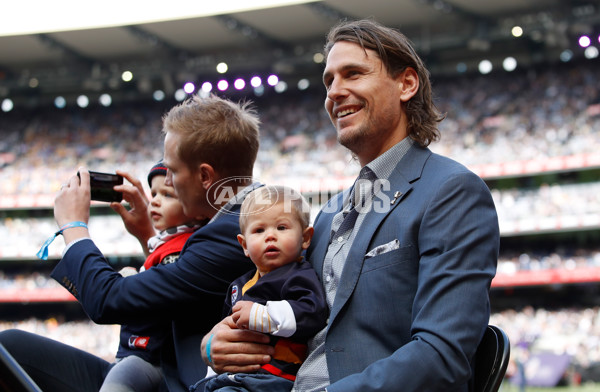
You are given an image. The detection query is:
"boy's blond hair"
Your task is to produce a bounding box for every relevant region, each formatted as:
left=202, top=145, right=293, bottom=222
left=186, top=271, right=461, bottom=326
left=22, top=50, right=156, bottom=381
left=239, top=185, right=310, bottom=234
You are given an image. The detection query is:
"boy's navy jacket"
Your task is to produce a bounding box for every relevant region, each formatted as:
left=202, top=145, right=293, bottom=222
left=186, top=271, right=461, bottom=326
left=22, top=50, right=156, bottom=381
left=224, top=260, right=328, bottom=340
left=224, top=260, right=328, bottom=379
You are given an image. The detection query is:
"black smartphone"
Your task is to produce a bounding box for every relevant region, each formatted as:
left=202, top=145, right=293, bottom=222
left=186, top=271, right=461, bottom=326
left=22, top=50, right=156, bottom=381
left=78, top=171, right=123, bottom=202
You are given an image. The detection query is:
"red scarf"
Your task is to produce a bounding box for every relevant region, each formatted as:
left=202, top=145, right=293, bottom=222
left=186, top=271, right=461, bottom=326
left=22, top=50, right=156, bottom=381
left=142, top=232, right=194, bottom=270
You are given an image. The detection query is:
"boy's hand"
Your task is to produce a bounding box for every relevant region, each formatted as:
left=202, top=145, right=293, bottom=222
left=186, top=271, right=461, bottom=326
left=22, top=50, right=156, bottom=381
left=110, top=170, right=155, bottom=254
left=231, top=301, right=254, bottom=329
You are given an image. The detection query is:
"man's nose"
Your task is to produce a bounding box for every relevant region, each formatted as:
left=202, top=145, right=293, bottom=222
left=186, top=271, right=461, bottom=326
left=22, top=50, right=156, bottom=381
left=326, top=77, right=347, bottom=102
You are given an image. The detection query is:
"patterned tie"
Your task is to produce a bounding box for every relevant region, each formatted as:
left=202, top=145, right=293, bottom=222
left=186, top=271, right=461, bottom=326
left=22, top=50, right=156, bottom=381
left=331, top=166, right=377, bottom=240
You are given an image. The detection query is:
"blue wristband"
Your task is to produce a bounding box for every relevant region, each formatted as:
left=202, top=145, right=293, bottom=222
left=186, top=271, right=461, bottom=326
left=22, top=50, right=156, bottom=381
left=37, top=221, right=88, bottom=260
left=206, top=334, right=214, bottom=363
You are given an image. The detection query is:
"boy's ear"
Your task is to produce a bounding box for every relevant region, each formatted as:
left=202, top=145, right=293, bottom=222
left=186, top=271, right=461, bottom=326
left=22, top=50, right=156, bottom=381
left=301, top=226, right=314, bottom=250
left=237, top=234, right=250, bottom=257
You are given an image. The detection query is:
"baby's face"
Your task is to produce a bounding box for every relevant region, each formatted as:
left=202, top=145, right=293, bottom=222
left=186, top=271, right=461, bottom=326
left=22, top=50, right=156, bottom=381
left=148, top=175, right=189, bottom=231
left=238, top=202, right=312, bottom=276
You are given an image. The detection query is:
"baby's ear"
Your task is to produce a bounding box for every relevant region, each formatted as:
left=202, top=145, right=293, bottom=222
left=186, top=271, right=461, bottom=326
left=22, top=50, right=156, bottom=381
left=302, top=226, right=314, bottom=250
left=237, top=234, right=249, bottom=256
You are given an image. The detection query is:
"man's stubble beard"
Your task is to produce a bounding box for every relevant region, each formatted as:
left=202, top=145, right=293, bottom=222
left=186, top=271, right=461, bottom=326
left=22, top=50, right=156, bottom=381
left=337, top=116, right=374, bottom=158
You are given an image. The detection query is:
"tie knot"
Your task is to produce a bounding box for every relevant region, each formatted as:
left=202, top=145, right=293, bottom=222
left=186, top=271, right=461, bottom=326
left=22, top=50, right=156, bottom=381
left=359, top=166, right=376, bottom=181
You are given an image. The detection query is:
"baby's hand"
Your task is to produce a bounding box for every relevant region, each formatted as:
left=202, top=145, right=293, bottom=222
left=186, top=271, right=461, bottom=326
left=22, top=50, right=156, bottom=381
left=231, top=301, right=254, bottom=329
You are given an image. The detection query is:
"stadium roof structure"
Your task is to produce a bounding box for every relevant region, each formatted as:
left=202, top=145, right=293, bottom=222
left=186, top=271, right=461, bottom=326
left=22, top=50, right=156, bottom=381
left=0, top=0, right=598, bottom=107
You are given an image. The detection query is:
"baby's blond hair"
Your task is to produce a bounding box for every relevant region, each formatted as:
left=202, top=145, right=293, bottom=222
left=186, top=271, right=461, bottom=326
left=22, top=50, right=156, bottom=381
left=239, top=186, right=310, bottom=234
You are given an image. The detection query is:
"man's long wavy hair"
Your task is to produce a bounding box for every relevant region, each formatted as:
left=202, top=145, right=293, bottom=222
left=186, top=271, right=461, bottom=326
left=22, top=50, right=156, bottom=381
left=324, top=19, right=444, bottom=147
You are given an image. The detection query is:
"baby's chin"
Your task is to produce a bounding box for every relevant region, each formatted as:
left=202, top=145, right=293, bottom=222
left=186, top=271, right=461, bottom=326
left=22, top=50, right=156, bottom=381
left=152, top=221, right=167, bottom=232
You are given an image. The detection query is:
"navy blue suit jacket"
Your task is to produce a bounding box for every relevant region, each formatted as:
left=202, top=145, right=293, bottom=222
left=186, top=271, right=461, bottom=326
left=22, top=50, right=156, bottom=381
left=51, top=204, right=255, bottom=391
left=307, top=144, right=499, bottom=391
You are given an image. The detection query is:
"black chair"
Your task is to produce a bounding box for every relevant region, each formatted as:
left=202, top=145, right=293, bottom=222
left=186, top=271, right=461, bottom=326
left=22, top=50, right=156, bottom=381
left=473, top=325, right=511, bottom=392
left=0, top=343, right=43, bottom=392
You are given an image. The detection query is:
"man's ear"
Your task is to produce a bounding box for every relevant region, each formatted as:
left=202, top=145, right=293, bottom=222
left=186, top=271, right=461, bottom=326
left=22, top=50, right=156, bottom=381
left=198, top=163, right=216, bottom=189
left=237, top=234, right=250, bottom=257
left=398, top=67, right=419, bottom=102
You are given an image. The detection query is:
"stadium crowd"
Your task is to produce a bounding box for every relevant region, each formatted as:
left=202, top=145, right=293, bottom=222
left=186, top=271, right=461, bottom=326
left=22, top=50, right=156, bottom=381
left=1, top=57, right=600, bottom=382
left=1, top=59, right=599, bottom=197
left=2, top=247, right=600, bottom=291
left=2, top=175, right=600, bottom=259
left=0, top=318, right=119, bottom=362
left=1, top=305, right=600, bottom=383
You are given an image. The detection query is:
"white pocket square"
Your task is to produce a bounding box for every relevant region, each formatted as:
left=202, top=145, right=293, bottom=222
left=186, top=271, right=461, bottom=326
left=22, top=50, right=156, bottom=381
left=366, top=239, right=400, bottom=258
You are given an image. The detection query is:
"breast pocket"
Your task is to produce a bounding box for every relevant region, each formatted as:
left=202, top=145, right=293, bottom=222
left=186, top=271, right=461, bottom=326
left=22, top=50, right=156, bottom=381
left=361, top=243, right=416, bottom=274
left=365, top=239, right=400, bottom=258
left=355, top=243, right=418, bottom=324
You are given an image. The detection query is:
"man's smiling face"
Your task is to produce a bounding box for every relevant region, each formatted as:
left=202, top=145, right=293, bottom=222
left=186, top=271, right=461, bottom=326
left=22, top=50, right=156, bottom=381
left=323, top=41, right=410, bottom=165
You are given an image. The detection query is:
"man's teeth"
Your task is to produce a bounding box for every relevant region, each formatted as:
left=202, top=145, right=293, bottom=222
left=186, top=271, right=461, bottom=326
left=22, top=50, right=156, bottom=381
left=337, top=109, right=356, bottom=118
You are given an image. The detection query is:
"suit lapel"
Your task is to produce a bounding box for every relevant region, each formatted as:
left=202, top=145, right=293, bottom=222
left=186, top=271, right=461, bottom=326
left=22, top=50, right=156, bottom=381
left=329, top=144, right=432, bottom=324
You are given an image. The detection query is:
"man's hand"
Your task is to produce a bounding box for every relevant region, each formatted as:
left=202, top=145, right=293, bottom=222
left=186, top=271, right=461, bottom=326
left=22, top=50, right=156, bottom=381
left=201, top=316, right=274, bottom=374
left=53, top=167, right=92, bottom=244
left=231, top=301, right=254, bottom=329
left=110, top=170, right=155, bottom=254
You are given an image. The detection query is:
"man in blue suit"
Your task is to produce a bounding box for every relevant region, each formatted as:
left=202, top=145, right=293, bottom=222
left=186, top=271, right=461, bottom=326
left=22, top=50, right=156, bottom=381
left=201, top=19, right=500, bottom=392
left=0, top=95, right=261, bottom=391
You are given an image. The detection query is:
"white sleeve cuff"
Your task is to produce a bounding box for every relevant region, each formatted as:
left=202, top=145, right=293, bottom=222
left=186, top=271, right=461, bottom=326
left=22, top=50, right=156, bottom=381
left=249, top=301, right=297, bottom=337
left=61, top=237, right=91, bottom=257
left=205, top=367, right=217, bottom=378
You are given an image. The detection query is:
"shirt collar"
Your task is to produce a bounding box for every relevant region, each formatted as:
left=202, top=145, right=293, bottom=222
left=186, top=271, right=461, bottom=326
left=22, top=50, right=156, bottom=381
left=366, top=137, right=413, bottom=181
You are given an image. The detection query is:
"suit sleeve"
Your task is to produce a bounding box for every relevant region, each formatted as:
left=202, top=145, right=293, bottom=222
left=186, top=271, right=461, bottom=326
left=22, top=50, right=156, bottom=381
left=51, top=212, right=254, bottom=325
left=328, top=169, right=499, bottom=392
